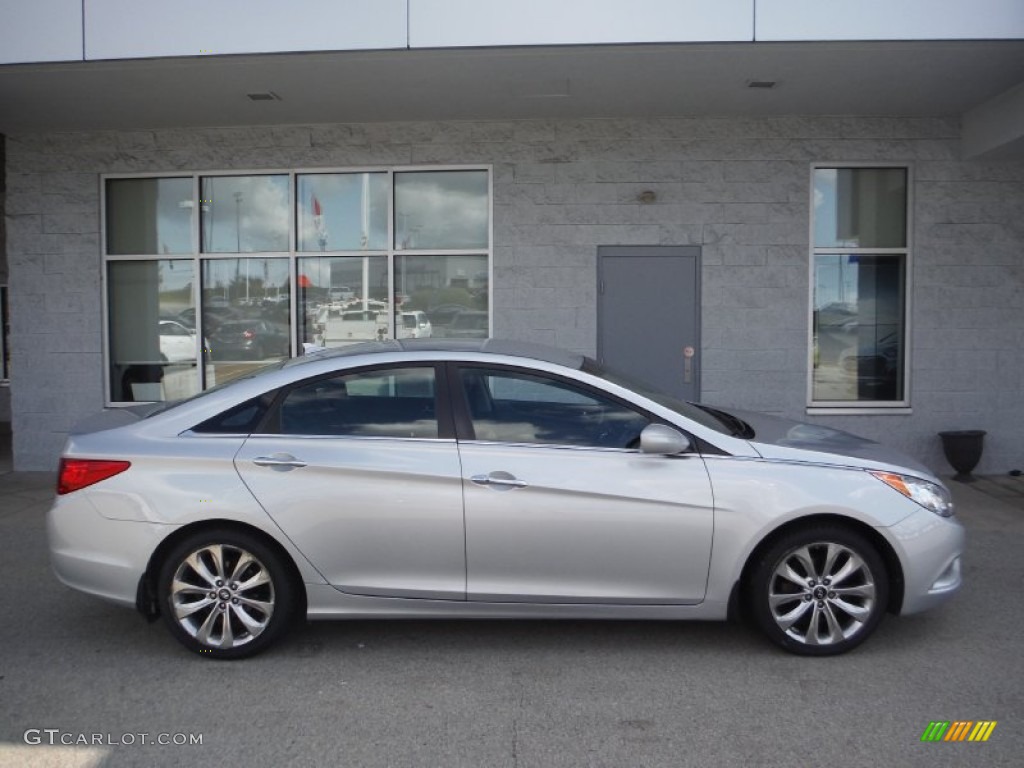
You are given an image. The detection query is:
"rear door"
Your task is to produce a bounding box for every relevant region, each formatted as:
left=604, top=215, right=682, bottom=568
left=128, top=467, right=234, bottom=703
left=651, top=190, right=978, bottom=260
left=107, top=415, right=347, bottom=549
left=235, top=363, right=466, bottom=600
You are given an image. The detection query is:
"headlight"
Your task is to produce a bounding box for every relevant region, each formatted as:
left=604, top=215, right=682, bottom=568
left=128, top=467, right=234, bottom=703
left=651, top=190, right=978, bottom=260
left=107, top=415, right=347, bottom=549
left=870, top=471, right=954, bottom=517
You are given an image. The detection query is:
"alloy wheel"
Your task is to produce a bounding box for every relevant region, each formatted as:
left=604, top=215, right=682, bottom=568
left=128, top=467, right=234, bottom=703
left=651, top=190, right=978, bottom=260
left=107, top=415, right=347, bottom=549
left=768, top=541, right=877, bottom=646
left=169, top=543, right=276, bottom=651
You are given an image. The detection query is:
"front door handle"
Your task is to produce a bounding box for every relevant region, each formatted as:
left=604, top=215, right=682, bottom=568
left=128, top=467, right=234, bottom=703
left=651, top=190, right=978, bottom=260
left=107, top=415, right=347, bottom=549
left=252, top=454, right=307, bottom=471
left=470, top=471, right=528, bottom=490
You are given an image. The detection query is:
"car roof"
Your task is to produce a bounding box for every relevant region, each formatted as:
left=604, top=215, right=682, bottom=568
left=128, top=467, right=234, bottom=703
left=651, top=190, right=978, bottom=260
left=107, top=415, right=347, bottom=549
left=283, top=338, right=586, bottom=370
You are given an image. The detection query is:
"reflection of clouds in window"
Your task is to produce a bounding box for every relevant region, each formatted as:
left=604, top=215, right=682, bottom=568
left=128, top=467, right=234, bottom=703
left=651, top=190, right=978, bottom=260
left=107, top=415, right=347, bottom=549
left=297, top=174, right=387, bottom=252
left=813, top=169, right=838, bottom=248
left=201, top=176, right=289, bottom=252
left=159, top=260, right=194, bottom=293
left=202, top=258, right=289, bottom=291
left=395, top=171, right=489, bottom=250
left=815, top=255, right=860, bottom=310
left=156, top=182, right=193, bottom=254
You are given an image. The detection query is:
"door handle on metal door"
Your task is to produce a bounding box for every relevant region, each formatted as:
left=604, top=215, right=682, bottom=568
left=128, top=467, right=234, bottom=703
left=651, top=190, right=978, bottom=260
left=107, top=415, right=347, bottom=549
left=252, top=454, right=307, bottom=470
left=470, top=471, right=528, bottom=490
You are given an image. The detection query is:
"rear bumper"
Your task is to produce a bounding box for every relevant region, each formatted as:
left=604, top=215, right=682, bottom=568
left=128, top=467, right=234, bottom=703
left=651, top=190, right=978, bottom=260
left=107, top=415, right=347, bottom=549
left=47, top=494, right=171, bottom=607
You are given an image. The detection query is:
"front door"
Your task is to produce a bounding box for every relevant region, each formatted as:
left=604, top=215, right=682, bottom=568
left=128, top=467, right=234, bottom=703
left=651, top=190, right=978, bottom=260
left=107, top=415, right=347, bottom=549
left=454, top=364, right=715, bottom=604
left=598, top=246, right=701, bottom=401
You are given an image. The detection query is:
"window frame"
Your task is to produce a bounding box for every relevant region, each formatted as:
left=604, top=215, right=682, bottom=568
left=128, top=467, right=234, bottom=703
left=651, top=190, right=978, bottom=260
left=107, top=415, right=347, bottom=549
left=261, top=362, right=454, bottom=440
left=0, top=284, right=8, bottom=385
left=101, top=166, right=493, bottom=406
left=449, top=362, right=657, bottom=451
left=806, top=163, right=913, bottom=414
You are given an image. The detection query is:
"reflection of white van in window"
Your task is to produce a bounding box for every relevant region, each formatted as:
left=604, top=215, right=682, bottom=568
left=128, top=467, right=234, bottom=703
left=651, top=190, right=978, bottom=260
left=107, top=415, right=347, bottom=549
left=319, top=309, right=389, bottom=342
left=398, top=311, right=433, bottom=339
left=329, top=286, right=355, bottom=302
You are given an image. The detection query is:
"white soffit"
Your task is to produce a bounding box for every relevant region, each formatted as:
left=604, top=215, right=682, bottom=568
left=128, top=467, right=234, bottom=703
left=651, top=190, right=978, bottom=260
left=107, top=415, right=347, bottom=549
left=83, top=0, right=407, bottom=60
left=1, top=42, right=1023, bottom=134
left=0, top=0, right=82, bottom=64
left=963, top=82, right=1024, bottom=158
left=758, top=0, right=1024, bottom=41
left=409, top=0, right=755, bottom=47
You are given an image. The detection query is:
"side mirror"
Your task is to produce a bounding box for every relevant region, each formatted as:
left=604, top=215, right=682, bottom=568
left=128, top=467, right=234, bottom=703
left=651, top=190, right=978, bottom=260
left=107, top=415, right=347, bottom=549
left=639, top=424, right=691, bottom=455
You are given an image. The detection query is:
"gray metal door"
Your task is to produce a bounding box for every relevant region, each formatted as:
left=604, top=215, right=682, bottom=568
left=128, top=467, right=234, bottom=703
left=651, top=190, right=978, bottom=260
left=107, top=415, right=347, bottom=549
left=597, top=246, right=700, bottom=401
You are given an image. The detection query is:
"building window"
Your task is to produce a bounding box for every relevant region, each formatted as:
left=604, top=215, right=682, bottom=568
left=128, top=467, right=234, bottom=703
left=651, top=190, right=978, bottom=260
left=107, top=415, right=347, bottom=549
left=200, top=175, right=290, bottom=253
left=105, top=177, right=193, bottom=255
left=107, top=260, right=198, bottom=402
left=103, top=167, right=491, bottom=404
left=810, top=167, right=909, bottom=407
left=296, top=172, right=388, bottom=252
left=394, top=170, right=489, bottom=250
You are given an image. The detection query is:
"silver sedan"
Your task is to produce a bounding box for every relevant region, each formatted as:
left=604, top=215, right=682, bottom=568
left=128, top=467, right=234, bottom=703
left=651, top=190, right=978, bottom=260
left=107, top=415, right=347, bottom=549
left=48, top=339, right=964, bottom=658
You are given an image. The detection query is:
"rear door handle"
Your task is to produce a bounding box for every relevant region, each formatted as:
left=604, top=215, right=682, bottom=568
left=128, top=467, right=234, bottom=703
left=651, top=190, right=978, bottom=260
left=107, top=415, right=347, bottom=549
left=252, top=454, right=307, bottom=470
left=470, top=471, right=528, bottom=490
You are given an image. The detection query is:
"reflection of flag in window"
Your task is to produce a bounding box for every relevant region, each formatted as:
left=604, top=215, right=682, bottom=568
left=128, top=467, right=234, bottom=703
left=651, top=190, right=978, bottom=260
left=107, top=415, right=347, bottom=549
left=312, top=195, right=328, bottom=251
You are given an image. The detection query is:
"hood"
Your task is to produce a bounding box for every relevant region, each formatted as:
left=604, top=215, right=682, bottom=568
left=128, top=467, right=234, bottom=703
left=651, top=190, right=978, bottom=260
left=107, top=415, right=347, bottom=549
left=725, top=408, right=934, bottom=476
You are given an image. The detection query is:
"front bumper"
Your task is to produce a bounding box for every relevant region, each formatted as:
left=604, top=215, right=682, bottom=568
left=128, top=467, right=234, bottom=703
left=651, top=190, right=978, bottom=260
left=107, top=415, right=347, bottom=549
left=885, top=507, right=965, bottom=615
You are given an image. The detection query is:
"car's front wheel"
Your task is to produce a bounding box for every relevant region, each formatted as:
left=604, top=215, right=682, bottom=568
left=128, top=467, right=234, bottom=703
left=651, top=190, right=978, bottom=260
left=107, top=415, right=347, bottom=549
left=157, top=529, right=296, bottom=659
left=747, top=525, right=889, bottom=656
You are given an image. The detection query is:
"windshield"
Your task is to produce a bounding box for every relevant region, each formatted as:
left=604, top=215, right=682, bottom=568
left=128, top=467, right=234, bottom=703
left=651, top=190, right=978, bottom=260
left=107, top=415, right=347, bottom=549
left=581, top=357, right=734, bottom=436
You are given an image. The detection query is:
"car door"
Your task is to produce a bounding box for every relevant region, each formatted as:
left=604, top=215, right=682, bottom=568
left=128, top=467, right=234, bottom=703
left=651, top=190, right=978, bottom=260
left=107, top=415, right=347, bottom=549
left=234, top=363, right=466, bottom=600
left=453, top=364, right=715, bottom=605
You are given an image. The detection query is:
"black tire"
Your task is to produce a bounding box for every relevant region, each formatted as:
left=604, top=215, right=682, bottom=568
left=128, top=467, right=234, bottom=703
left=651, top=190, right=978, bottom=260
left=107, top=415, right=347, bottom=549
left=157, top=528, right=296, bottom=659
left=746, top=525, right=889, bottom=656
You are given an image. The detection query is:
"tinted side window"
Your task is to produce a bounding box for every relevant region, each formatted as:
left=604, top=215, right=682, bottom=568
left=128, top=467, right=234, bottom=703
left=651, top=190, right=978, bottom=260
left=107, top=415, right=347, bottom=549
left=279, top=366, right=438, bottom=438
left=192, top=394, right=272, bottom=434
left=459, top=367, right=649, bottom=449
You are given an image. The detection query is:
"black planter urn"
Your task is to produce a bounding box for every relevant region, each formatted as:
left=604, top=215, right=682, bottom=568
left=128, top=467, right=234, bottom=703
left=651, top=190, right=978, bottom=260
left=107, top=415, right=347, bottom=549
left=938, top=430, right=986, bottom=482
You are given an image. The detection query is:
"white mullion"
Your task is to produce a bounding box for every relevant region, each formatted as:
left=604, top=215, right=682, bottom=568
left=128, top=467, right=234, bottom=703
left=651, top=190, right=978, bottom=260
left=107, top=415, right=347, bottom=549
left=387, top=169, right=396, bottom=340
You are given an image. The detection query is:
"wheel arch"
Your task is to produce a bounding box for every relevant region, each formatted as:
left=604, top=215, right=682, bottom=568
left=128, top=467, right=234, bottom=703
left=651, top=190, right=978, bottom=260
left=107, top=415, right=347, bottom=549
left=730, top=513, right=905, bottom=621
left=135, top=519, right=307, bottom=623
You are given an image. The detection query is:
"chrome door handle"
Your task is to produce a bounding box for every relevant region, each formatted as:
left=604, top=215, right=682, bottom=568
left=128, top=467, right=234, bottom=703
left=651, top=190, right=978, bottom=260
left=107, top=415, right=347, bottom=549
left=470, top=472, right=528, bottom=490
left=252, top=454, right=307, bottom=470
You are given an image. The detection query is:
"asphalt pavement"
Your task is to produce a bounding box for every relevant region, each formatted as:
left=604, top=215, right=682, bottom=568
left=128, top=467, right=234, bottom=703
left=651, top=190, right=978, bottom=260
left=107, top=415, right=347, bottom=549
left=0, top=467, right=1021, bottom=768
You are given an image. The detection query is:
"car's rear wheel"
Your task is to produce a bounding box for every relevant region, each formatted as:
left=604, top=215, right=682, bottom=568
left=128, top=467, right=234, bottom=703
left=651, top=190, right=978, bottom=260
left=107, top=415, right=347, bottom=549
left=747, top=525, right=889, bottom=656
left=157, top=529, right=295, bottom=659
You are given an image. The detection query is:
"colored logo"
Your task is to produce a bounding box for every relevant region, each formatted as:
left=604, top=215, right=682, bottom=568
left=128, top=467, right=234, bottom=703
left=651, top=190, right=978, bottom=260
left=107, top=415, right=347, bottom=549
left=921, top=721, right=997, bottom=742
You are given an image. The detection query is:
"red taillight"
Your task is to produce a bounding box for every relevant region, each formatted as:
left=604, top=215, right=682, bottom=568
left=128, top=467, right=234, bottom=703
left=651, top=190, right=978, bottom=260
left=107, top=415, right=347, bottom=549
left=243, top=329, right=255, bottom=339
left=57, top=458, right=131, bottom=495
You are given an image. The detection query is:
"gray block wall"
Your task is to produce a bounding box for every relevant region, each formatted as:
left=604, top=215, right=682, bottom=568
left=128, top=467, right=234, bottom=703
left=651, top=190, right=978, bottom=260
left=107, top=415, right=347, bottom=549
left=4, top=116, right=1023, bottom=473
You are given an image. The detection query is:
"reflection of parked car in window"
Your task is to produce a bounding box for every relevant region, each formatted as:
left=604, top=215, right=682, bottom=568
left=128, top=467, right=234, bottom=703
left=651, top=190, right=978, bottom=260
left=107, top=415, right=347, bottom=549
left=838, top=331, right=900, bottom=398
left=178, top=306, right=237, bottom=333
left=209, top=319, right=290, bottom=360
left=317, top=309, right=389, bottom=343
left=398, top=311, right=432, bottom=339
left=427, top=304, right=471, bottom=329
left=158, top=320, right=200, bottom=362
left=445, top=310, right=488, bottom=339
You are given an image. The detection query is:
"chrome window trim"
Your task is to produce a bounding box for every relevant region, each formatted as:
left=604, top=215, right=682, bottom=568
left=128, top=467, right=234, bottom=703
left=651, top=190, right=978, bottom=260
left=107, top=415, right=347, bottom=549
left=455, top=439, right=641, bottom=454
